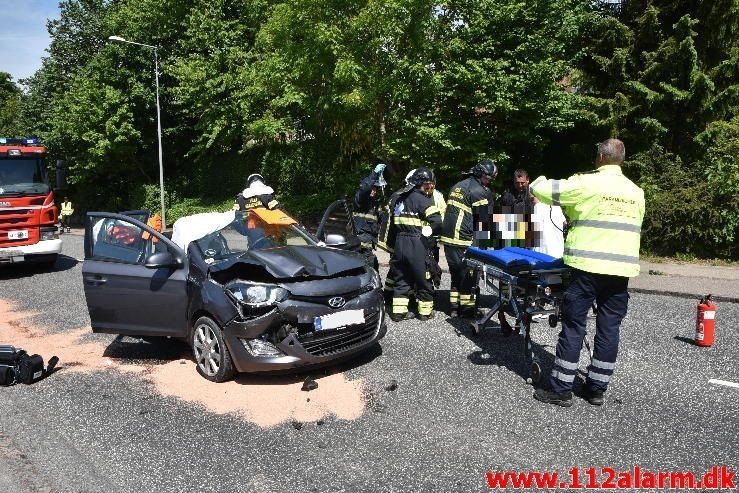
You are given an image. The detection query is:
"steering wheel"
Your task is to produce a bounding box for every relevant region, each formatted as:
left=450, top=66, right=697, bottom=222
left=249, top=235, right=271, bottom=250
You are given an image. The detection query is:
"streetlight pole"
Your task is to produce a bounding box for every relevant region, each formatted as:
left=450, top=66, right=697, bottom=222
left=108, top=35, right=166, bottom=228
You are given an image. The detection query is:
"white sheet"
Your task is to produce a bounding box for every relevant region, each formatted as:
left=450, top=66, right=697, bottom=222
left=171, top=211, right=236, bottom=253
left=531, top=202, right=566, bottom=258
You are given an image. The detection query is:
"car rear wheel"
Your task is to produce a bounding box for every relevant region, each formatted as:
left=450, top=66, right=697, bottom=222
left=192, top=316, right=235, bottom=382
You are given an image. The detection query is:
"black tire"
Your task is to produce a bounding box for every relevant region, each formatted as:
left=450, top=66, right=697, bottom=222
left=191, top=316, right=235, bottom=382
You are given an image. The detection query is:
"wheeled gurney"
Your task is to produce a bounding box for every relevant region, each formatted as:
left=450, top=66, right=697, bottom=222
left=463, top=246, right=575, bottom=384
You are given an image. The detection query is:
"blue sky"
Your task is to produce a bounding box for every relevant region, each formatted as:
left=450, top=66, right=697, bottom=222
left=0, top=0, right=60, bottom=83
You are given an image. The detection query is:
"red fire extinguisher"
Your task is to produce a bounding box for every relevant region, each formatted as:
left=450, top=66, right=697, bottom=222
left=695, top=294, right=716, bottom=347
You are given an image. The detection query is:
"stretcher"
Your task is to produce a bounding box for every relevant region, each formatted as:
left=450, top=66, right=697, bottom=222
left=463, top=246, right=577, bottom=384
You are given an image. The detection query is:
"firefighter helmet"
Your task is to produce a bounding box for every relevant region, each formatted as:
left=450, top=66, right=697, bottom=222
left=471, top=159, right=497, bottom=179
left=408, top=167, right=435, bottom=187
left=246, top=173, right=265, bottom=187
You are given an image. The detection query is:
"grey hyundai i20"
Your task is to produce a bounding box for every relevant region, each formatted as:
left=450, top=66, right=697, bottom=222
left=81, top=208, right=386, bottom=382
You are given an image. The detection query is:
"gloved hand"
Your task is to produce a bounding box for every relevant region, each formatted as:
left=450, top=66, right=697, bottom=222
left=374, top=163, right=386, bottom=175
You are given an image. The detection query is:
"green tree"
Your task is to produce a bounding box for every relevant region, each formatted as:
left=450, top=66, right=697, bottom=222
left=578, top=1, right=739, bottom=258
left=0, top=72, right=25, bottom=136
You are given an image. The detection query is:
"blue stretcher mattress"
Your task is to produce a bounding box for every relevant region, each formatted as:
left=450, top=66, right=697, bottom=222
left=465, top=246, right=565, bottom=271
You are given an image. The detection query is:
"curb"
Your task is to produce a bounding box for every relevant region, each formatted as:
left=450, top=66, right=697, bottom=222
left=629, top=287, right=739, bottom=304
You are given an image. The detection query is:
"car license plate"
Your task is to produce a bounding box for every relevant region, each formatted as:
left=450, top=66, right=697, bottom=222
left=314, top=309, right=365, bottom=332
left=8, top=230, right=28, bottom=240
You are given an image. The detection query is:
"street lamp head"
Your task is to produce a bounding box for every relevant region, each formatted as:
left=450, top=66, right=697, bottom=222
left=108, top=35, right=127, bottom=42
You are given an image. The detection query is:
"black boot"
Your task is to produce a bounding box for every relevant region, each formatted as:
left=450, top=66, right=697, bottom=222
left=448, top=304, right=459, bottom=317
left=582, top=387, right=605, bottom=406
left=389, top=312, right=415, bottom=323
left=533, top=388, right=573, bottom=407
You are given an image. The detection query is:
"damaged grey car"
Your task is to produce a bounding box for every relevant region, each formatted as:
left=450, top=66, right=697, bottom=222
left=81, top=208, right=386, bottom=382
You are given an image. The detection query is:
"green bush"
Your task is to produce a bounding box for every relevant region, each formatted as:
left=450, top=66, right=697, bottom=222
left=166, top=197, right=235, bottom=224
left=626, top=146, right=738, bottom=259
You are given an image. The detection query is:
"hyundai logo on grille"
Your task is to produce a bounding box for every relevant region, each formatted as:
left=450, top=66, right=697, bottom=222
left=328, top=296, right=346, bottom=308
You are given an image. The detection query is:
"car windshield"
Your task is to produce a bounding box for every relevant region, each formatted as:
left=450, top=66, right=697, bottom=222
left=194, top=209, right=318, bottom=263
left=0, top=158, right=50, bottom=196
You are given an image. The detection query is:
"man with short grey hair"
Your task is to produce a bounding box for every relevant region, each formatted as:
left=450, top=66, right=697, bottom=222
left=597, top=139, right=625, bottom=164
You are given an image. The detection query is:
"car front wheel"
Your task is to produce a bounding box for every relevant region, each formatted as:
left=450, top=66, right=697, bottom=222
left=192, top=316, right=235, bottom=382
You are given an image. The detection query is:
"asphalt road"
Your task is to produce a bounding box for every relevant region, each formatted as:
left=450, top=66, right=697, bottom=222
left=1, top=233, right=737, bottom=492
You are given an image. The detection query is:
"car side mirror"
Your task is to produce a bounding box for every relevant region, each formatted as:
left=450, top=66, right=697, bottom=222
left=325, top=234, right=346, bottom=246
left=145, top=252, right=179, bottom=269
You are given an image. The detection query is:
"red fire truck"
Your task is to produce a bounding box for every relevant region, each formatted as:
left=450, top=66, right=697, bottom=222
left=0, top=137, right=62, bottom=266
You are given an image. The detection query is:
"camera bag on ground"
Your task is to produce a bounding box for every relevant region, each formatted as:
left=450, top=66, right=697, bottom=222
left=0, top=345, right=20, bottom=386
left=0, top=364, right=15, bottom=386
left=0, top=345, right=58, bottom=386
left=18, top=353, right=45, bottom=384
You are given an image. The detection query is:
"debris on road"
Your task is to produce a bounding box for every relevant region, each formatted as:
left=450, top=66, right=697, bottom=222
left=302, top=376, right=319, bottom=391
left=385, top=379, right=398, bottom=391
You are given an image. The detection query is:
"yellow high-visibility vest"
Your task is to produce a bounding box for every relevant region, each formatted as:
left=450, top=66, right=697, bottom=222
left=530, top=165, right=645, bottom=277
left=61, top=201, right=74, bottom=216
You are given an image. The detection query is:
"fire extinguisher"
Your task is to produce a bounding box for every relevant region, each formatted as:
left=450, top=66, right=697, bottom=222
left=695, top=294, right=716, bottom=347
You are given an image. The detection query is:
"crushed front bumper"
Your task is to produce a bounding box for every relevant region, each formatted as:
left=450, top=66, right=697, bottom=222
left=222, top=288, right=386, bottom=373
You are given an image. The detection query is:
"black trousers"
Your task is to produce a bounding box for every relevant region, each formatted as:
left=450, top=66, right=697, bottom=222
left=391, top=234, right=434, bottom=315
left=549, top=269, right=630, bottom=394
left=383, top=262, right=399, bottom=304
left=443, top=244, right=476, bottom=309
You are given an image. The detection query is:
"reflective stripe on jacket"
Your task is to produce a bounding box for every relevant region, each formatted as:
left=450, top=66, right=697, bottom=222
left=392, top=190, right=442, bottom=236
left=440, top=176, right=493, bottom=247
left=377, top=188, right=404, bottom=253
left=432, top=189, right=446, bottom=220
left=529, top=165, right=645, bottom=277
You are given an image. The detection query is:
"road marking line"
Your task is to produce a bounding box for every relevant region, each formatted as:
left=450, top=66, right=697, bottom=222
left=708, top=379, right=739, bottom=389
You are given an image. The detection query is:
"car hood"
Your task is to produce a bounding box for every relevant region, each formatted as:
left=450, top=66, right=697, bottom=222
left=208, top=245, right=366, bottom=280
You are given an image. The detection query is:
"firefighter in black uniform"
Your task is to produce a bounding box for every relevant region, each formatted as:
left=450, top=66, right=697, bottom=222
left=236, top=174, right=280, bottom=211
left=378, top=183, right=402, bottom=307
left=388, top=168, right=443, bottom=322
left=352, top=163, right=386, bottom=270
left=440, top=160, right=497, bottom=317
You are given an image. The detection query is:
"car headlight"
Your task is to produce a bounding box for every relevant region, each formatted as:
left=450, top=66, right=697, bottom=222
left=227, top=282, right=289, bottom=307
left=40, top=227, right=58, bottom=241
left=368, top=267, right=381, bottom=290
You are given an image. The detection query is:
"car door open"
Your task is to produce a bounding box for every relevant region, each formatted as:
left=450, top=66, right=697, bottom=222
left=82, top=212, right=189, bottom=338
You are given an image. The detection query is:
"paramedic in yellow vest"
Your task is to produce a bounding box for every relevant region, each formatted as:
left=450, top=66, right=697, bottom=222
left=530, top=139, right=644, bottom=408
left=60, top=196, right=74, bottom=233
